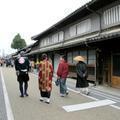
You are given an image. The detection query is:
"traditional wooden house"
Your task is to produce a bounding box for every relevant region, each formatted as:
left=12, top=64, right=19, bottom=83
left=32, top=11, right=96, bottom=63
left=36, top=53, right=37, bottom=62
left=30, top=0, right=120, bottom=88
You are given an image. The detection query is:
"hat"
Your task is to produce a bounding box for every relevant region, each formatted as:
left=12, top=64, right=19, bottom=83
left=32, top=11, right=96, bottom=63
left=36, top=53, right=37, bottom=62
left=73, top=56, right=85, bottom=62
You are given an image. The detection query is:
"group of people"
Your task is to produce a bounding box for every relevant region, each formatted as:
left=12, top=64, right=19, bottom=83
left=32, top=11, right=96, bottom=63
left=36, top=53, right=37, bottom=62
left=14, top=52, right=89, bottom=104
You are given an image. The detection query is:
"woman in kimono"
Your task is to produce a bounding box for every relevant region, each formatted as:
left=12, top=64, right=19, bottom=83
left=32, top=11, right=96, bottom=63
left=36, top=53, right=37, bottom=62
left=38, top=53, right=53, bottom=104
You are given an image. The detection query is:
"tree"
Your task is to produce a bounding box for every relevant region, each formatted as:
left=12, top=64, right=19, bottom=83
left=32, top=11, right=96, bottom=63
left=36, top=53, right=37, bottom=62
left=11, top=33, right=27, bottom=50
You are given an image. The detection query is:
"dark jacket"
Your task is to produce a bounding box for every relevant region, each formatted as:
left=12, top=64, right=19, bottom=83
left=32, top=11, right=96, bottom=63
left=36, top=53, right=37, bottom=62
left=15, top=57, right=30, bottom=73
left=76, top=61, right=88, bottom=88
left=15, top=56, right=30, bottom=81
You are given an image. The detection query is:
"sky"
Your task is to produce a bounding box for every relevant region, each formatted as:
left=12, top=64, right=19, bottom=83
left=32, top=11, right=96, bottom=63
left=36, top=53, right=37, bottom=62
left=0, top=0, right=91, bottom=56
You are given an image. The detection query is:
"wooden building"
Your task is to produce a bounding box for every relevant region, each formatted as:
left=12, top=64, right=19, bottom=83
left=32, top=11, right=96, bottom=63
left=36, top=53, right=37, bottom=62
left=29, top=0, right=120, bottom=88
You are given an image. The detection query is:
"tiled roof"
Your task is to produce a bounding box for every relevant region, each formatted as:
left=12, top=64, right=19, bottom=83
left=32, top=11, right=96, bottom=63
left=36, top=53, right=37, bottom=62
left=87, top=32, right=120, bottom=43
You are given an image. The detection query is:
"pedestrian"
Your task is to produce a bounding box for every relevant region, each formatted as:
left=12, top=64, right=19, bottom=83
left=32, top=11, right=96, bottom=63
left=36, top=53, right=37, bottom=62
left=15, top=51, right=30, bottom=97
left=38, top=53, right=53, bottom=104
left=57, top=55, right=69, bottom=97
left=74, top=56, right=89, bottom=95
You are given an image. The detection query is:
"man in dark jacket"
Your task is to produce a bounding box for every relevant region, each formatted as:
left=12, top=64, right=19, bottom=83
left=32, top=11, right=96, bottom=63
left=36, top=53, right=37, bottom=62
left=15, top=51, right=30, bottom=97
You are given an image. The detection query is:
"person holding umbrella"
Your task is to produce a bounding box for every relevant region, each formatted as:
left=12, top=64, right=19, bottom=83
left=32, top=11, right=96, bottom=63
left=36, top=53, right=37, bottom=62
left=74, top=56, right=90, bottom=95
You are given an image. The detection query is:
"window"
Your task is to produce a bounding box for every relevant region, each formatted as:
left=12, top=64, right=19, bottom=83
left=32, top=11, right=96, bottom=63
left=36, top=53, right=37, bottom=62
left=49, top=36, right=52, bottom=45
left=80, top=50, right=87, bottom=63
left=52, top=33, right=58, bottom=43
left=88, top=50, right=96, bottom=65
left=113, top=55, right=120, bottom=76
left=46, top=37, right=49, bottom=45
left=103, top=5, right=120, bottom=25
left=67, top=52, right=72, bottom=64
left=64, top=28, right=70, bottom=40
left=73, top=51, right=79, bottom=64
left=77, top=19, right=91, bottom=35
left=70, top=25, right=76, bottom=37
left=59, top=31, right=64, bottom=41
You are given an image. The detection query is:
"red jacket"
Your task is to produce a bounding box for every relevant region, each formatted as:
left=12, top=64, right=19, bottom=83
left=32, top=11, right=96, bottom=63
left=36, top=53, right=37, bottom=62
left=57, top=60, right=69, bottom=78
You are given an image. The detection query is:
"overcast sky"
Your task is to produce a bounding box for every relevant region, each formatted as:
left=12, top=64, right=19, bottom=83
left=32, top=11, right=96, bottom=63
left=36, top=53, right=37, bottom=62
left=0, top=0, right=91, bottom=56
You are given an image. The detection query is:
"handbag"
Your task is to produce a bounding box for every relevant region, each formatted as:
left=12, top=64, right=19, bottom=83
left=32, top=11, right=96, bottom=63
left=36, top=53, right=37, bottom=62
left=55, top=78, right=60, bottom=86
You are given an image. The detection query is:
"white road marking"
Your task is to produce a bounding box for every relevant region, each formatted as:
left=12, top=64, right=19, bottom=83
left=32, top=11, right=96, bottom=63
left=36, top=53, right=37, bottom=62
left=63, top=99, right=116, bottom=112
left=68, top=87, right=120, bottom=110
left=68, top=88, right=98, bottom=100
left=0, top=68, right=14, bottom=120
left=110, top=105, right=120, bottom=110
left=90, top=89, right=120, bottom=102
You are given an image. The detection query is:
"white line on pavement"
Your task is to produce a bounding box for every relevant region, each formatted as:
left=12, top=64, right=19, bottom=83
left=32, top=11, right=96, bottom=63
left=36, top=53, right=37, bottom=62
left=68, top=88, right=98, bottom=100
left=90, top=89, right=120, bottom=102
left=110, top=105, right=120, bottom=110
left=63, top=99, right=116, bottom=112
left=67, top=87, right=120, bottom=110
left=0, top=68, right=14, bottom=120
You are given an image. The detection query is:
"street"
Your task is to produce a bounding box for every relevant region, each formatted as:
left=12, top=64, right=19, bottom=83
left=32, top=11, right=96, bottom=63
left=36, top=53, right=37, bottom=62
left=0, top=67, right=120, bottom=120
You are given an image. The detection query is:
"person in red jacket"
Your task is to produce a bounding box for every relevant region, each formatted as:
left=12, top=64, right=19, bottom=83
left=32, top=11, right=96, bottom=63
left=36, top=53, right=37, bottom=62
left=57, top=55, right=69, bottom=97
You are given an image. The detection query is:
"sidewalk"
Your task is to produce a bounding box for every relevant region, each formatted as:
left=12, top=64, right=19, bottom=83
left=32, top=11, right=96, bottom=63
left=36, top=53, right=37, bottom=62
left=67, top=77, right=120, bottom=97
left=92, top=85, right=120, bottom=97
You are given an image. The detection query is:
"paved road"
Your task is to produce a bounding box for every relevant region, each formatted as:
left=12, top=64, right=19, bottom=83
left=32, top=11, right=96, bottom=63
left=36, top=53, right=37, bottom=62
left=0, top=67, right=120, bottom=120
left=0, top=69, right=7, bottom=120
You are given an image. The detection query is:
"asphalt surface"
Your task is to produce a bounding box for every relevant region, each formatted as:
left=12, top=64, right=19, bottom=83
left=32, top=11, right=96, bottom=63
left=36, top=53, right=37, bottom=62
left=0, top=67, right=120, bottom=120
left=0, top=70, right=7, bottom=120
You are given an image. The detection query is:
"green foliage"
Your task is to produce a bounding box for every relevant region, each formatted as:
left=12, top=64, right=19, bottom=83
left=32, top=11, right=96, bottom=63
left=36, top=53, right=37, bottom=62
left=11, top=33, right=27, bottom=50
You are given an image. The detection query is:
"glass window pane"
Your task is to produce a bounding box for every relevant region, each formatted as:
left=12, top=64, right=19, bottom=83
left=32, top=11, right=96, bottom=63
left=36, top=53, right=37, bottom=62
left=88, top=50, right=96, bottom=59
left=59, top=31, right=64, bottom=41
left=88, top=60, right=96, bottom=64
left=67, top=52, right=72, bottom=64
left=73, top=51, right=79, bottom=64
left=113, top=55, right=120, bottom=76
left=80, top=50, right=87, bottom=63
left=70, top=25, right=76, bottom=37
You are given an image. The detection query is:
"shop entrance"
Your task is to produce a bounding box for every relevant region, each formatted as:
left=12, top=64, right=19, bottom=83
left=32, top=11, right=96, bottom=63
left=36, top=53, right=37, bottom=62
left=111, top=54, right=120, bottom=88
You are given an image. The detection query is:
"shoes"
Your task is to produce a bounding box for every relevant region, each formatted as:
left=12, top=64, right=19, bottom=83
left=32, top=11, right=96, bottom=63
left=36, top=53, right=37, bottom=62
left=86, top=91, right=90, bottom=95
left=40, top=97, right=44, bottom=102
left=40, top=97, right=50, bottom=104
left=20, top=94, right=24, bottom=97
left=66, top=91, right=69, bottom=95
left=60, top=91, right=69, bottom=97
left=19, top=93, right=29, bottom=97
left=45, top=98, right=50, bottom=104
left=60, top=94, right=65, bottom=97
left=24, top=93, right=29, bottom=96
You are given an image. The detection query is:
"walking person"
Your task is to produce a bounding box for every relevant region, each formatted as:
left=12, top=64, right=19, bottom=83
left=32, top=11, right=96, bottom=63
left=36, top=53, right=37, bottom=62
left=15, top=51, right=30, bottom=97
left=74, top=56, right=89, bottom=95
left=57, top=55, right=69, bottom=97
left=38, top=53, right=53, bottom=104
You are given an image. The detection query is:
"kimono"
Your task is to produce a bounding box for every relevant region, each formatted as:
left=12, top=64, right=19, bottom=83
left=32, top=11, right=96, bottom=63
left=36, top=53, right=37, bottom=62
left=38, top=60, right=53, bottom=92
left=76, top=61, right=89, bottom=88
